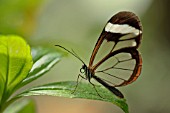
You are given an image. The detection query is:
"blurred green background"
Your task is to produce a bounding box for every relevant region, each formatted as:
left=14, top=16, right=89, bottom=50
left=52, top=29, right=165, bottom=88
left=1, top=0, right=170, bottom=113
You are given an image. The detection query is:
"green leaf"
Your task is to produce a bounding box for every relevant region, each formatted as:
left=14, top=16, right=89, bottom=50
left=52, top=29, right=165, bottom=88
left=19, top=47, right=63, bottom=87
left=13, top=81, right=129, bottom=113
left=0, top=35, right=33, bottom=103
left=4, top=99, right=36, bottom=113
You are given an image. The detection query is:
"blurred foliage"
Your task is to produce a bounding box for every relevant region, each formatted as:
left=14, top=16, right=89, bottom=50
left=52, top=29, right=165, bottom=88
left=0, top=0, right=44, bottom=37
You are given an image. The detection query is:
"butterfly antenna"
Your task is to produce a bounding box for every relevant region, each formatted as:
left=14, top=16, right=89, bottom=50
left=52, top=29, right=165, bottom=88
left=55, top=45, right=85, bottom=64
left=71, top=49, right=83, bottom=62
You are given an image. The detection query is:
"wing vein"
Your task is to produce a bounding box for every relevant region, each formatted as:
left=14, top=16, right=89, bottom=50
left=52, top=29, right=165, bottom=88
left=98, top=71, right=126, bottom=81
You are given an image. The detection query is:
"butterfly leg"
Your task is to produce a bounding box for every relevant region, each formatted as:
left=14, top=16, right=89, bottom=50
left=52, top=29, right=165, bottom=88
left=72, top=74, right=86, bottom=94
left=89, top=81, right=104, bottom=99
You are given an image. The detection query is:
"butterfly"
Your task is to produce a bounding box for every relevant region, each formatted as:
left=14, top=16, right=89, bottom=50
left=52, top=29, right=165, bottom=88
left=56, top=11, right=142, bottom=98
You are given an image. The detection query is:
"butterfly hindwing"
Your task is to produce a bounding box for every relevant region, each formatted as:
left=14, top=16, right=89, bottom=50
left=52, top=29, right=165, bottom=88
left=94, top=47, right=142, bottom=87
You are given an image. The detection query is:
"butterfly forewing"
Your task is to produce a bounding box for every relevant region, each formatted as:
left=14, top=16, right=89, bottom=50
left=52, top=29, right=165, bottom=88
left=89, top=11, right=142, bottom=87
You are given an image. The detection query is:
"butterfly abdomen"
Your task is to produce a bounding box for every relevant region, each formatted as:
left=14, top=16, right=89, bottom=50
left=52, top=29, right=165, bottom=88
left=93, top=75, right=124, bottom=98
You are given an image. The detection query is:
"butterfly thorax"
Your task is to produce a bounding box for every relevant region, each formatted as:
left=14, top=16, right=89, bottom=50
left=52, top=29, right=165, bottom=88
left=80, top=64, right=94, bottom=82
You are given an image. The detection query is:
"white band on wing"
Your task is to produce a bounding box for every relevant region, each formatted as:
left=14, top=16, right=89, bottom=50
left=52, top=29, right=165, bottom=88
left=105, top=22, right=142, bottom=36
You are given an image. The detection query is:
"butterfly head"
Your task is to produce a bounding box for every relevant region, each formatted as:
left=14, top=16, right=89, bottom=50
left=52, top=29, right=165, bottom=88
left=80, top=64, right=87, bottom=74
left=80, top=64, right=92, bottom=81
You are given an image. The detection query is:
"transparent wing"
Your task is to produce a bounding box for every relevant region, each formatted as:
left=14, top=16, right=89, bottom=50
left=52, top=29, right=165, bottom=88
left=93, top=48, right=142, bottom=87
left=88, top=11, right=142, bottom=87
left=89, top=11, right=142, bottom=67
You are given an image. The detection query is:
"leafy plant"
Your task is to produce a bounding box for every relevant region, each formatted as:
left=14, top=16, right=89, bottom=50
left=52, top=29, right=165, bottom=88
left=0, top=35, right=129, bottom=113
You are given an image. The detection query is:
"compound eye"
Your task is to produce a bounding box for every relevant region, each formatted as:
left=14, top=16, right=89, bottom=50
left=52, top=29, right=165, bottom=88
left=80, top=68, right=85, bottom=73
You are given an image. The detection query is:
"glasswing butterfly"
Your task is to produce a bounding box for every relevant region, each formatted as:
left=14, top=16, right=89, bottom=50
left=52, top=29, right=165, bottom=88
left=56, top=11, right=142, bottom=98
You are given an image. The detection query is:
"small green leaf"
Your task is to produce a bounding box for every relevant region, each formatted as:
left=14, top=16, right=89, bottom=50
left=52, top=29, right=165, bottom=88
left=0, top=35, right=33, bottom=103
left=19, top=47, right=63, bottom=87
left=13, top=81, right=129, bottom=113
left=4, top=99, right=36, bottom=113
